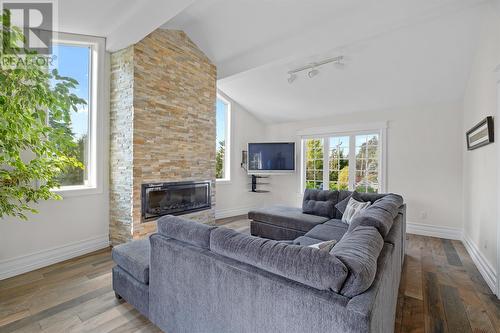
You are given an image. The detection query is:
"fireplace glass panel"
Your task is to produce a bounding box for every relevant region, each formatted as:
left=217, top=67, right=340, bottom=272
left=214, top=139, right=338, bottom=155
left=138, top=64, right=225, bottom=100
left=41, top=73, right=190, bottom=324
left=142, top=181, right=211, bottom=220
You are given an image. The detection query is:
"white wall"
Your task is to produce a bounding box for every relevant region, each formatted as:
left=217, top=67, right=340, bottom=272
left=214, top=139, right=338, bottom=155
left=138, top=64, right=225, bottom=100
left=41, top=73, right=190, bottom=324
left=264, top=103, right=464, bottom=233
left=215, top=93, right=271, bottom=218
left=0, top=54, right=111, bottom=280
left=462, top=0, right=500, bottom=275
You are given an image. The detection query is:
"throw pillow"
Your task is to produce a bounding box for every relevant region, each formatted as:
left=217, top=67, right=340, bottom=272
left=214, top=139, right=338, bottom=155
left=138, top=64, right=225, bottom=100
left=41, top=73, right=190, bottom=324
left=308, top=239, right=337, bottom=252
left=335, top=191, right=366, bottom=214
left=341, top=197, right=371, bottom=224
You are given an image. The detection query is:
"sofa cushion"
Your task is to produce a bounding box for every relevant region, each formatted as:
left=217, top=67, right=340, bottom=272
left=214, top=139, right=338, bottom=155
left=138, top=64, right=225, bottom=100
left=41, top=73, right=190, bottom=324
left=112, top=239, right=150, bottom=284
left=370, top=194, right=404, bottom=219
left=335, top=191, right=386, bottom=212
left=293, top=235, right=324, bottom=246
left=250, top=220, right=306, bottom=240
left=210, top=227, right=348, bottom=292
left=323, top=219, right=346, bottom=228
left=330, top=226, right=384, bottom=297
left=157, top=215, right=216, bottom=249
left=347, top=208, right=393, bottom=238
left=302, top=189, right=339, bottom=218
left=304, top=223, right=348, bottom=242
left=341, top=197, right=371, bottom=224
left=248, top=206, right=329, bottom=232
left=356, top=192, right=389, bottom=203
left=334, top=190, right=353, bottom=215
left=347, top=194, right=404, bottom=238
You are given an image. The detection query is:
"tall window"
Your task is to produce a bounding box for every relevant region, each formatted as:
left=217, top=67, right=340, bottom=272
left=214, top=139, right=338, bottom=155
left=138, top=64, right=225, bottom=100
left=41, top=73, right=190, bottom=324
left=303, top=132, right=383, bottom=193
left=49, top=34, right=104, bottom=192
left=304, top=138, right=324, bottom=189
left=329, top=136, right=350, bottom=191
left=216, top=95, right=231, bottom=181
left=50, top=44, right=91, bottom=187
left=355, top=134, right=380, bottom=193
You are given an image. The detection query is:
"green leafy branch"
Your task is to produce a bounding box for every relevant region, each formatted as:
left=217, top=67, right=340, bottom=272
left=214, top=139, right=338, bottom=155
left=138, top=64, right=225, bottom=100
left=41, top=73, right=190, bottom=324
left=0, top=10, right=86, bottom=220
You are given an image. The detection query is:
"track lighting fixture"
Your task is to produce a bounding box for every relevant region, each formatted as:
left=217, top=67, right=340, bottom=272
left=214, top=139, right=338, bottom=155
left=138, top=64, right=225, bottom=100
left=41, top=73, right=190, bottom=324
left=286, top=55, right=345, bottom=84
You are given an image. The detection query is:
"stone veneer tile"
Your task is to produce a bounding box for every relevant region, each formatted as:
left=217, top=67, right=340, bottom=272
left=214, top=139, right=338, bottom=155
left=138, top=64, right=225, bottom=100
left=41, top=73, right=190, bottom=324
left=109, top=29, right=216, bottom=245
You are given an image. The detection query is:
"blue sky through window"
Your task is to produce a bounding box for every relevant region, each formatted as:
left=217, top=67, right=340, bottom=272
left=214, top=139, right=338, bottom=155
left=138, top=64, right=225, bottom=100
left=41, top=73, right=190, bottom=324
left=50, top=44, right=90, bottom=139
left=216, top=98, right=227, bottom=148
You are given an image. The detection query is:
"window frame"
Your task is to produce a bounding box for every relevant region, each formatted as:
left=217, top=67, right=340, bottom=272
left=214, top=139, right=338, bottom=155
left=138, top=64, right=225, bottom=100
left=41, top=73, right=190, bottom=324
left=216, top=93, right=232, bottom=183
left=50, top=32, right=106, bottom=197
left=299, top=123, right=387, bottom=194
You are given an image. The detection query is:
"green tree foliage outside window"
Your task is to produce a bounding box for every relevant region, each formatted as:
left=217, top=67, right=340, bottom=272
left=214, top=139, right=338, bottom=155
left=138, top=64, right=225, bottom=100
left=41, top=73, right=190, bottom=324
left=216, top=140, right=225, bottom=179
left=329, top=139, right=349, bottom=191
left=0, top=11, right=86, bottom=219
left=305, top=135, right=380, bottom=193
left=355, top=136, right=379, bottom=193
left=305, top=139, right=324, bottom=189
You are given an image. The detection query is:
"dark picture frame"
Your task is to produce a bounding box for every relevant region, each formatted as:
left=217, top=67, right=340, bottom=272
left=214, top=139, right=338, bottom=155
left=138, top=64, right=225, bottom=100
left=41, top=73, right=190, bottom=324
left=466, top=116, right=494, bottom=150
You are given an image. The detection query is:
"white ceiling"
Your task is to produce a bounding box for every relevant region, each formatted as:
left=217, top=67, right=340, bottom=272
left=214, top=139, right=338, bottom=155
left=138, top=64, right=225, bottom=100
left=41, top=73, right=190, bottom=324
left=163, top=0, right=489, bottom=123
left=56, top=0, right=489, bottom=124
left=56, top=0, right=196, bottom=51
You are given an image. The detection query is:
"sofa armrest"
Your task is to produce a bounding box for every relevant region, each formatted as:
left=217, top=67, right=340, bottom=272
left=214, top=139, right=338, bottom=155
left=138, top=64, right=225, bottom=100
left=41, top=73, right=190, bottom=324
left=347, top=244, right=398, bottom=333
left=398, top=204, right=407, bottom=263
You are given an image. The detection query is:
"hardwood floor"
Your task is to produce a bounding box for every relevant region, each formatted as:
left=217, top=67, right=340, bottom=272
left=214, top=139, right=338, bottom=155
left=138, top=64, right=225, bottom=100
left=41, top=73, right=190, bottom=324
left=0, top=216, right=499, bottom=333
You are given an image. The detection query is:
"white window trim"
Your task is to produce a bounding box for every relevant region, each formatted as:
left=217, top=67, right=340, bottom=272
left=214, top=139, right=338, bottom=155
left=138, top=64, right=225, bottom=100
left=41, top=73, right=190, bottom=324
left=50, top=32, right=106, bottom=197
left=299, top=122, right=387, bottom=195
left=216, top=93, right=232, bottom=184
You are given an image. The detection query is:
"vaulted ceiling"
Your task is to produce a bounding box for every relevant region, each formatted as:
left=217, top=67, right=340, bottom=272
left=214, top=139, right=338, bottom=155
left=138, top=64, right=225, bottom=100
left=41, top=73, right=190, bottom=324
left=57, top=0, right=196, bottom=51
left=163, top=0, right=489, bottom=123
left=57, top=0, right=491, bottom=124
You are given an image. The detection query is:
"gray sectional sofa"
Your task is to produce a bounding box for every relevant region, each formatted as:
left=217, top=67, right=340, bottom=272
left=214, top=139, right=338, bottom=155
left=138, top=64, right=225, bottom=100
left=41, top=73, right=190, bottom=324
left=112, top=189, right=406, bottom=333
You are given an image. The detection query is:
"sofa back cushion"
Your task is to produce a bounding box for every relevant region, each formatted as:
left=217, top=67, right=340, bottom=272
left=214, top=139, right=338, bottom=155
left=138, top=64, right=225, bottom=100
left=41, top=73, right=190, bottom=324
left=334, top=190, right=353, bottom=218
left=210, top=227, right=348, bottom=292
left=302, top=189, right=339, bottom=218
left=335, top=191, right=389, bottom=214
left=157, top=215, right=216, bottom=249
left=347, top=194, right=404, bottom=238
left=330, top=226, right=384, bottom=297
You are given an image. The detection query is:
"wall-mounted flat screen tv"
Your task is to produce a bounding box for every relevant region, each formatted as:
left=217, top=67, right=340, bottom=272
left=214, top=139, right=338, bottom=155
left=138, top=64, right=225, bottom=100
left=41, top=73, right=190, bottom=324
left=247, top=142, right=295, bottom=174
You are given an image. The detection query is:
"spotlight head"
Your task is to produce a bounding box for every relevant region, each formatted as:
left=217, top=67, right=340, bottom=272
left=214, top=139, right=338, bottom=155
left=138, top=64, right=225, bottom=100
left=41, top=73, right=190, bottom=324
left=287, top=73, right=297, bottom=84
left=308, top=69, right=319, bottom=78
left=334, top=56, right=346, bottom=69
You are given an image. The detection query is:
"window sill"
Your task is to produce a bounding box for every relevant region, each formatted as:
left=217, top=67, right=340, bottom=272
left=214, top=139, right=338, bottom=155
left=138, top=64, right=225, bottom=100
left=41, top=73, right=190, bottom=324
left=52, top=185, right=102, bottom=197
left=216, top=179, right=232, bottom=185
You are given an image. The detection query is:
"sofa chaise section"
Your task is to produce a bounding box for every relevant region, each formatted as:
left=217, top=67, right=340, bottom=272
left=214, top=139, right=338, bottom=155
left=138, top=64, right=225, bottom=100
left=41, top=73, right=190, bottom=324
left=112, top=238, right=150, bottom=317
left=250, top=190, right=405, bottom=245
left=249, top=189, right=351, bottom=240
left=249, top=205, right=329, bottom=240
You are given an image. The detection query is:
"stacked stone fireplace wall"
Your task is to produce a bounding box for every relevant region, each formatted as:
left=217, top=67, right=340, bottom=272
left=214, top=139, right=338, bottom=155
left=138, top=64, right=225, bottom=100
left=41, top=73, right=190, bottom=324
left=110, top=29, right=217, bottom=245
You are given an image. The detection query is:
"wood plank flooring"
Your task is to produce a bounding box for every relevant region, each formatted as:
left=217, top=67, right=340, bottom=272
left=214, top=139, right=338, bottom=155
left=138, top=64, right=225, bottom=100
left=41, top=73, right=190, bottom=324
left=0, top=216, right=498, bottom=333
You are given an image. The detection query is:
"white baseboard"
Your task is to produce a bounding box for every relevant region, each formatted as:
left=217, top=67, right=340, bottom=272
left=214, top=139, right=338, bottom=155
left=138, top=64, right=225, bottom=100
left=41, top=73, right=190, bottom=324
left=215, top=206, right=255, bottom=219
left=0, top=234, right=109, bottom=280
left=407, top=221, right=463, bottom=240
left=462, top=234, right=497, bottom=294
left=407, top=222, right=497, bottom=295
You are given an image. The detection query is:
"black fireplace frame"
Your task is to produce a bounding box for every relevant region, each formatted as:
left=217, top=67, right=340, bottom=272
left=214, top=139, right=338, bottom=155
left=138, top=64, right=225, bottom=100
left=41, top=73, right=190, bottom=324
left=141, top=180, right=211, bottom=220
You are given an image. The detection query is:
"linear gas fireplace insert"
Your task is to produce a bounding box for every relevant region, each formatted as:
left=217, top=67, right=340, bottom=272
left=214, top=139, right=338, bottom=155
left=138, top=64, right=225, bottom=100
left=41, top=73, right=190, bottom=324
left=141, top=180, right=211, bottom=220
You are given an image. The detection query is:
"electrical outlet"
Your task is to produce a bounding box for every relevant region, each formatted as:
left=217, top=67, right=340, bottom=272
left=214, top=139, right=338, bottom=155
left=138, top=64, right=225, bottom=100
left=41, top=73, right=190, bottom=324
left=420, top=211, right=428, bottom=220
